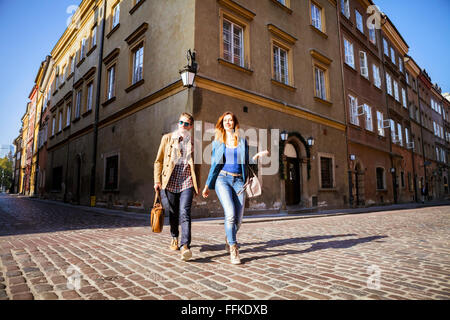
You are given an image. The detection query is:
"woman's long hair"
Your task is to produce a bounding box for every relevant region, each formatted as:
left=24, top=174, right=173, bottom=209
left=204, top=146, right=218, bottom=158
left=215, top=111, right=240, bottom=146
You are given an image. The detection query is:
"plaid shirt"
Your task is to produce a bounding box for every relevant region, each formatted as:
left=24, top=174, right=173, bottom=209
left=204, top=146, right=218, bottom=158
left=165, top=134, right=194, bottom=193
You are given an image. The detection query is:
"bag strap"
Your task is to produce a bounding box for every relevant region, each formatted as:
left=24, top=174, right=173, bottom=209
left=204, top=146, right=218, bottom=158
left=154, top=190, right=161, bottom=206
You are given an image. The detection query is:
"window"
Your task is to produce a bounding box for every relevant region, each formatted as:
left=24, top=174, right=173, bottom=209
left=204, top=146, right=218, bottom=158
left=66, top=103, right=71, bottom=127
left=104, top=154, right=119, bottom=190
left=58, top=111, right=63, bottom=132
left=320, top=156, right=333, bottom=188
left=70, top=55, right=75, bottom=74
left=383, top=38, right=389, bottom=56
left=355, top=11, right=364, bottom=33
left=107, top=65, right=115, bottom=99
left=112, top=2, right=120, bottom=28
left=406, top=72, right=410, bottom=85
left=390, top=47, right=395, bottom=64
left=91, top=25, right=97, bottom=48
left=80, top=38, right=86, bottom=59
left=359, top=51, right=368, bottom=78
left=349, top=95, right=359, bottom=126
left=311, top=2, right=322, bottom=31
left=273, top=45, right=289, bottom=84
left=52, top=116, right=56, bottom=136
left=386, top=73, right=392, bottom=95
left=397, top=123, right=403, bottom=146
left=223, top=19, right=244, bottom=67
left=369, top=25, right=376, bottom=45
left=344, top=38, right=354, bottom=68
left=390, top=119, right=395, bottom=142
left=376, top=167, right=385, bottom=190
left=75, top=89, right=82, bottom=118
left=132, top=44, right=144, bottom=84
left=398, top=57, right=403, bottom=72
left=86, top=82, right=94, bottom=112
left=405, top=127, right=410, bottom=145
left=393, top=81, right=399, bottom=101
left=376, top=111, right=385, bottom=136
left=314, top=66, right=326, bottom=100
left=372, top=64, right=381, bottom=88
left=402, top=88, right=407, bottom=108
left=341, top=0, right=350, bottom=19
left=364, top=104, right=373, bottom=131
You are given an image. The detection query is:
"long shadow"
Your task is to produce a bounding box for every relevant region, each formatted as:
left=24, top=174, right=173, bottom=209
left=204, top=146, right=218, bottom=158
left=191, top=234, right=387, bottom=264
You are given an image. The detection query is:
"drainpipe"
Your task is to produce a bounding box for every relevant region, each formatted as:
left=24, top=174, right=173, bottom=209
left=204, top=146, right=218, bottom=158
left=90, top=0, right=107, bottom=207
left=335, top=4, right=353, bottom=207
left=417, top=78, right=427, bottom=196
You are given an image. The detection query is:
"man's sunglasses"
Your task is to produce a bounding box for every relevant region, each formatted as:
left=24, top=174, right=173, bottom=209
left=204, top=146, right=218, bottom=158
left=179, top=120, right=191, bottom=127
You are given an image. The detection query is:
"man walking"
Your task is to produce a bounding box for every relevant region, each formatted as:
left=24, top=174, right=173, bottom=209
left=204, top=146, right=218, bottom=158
left=154, top=112, right=199, bottom=261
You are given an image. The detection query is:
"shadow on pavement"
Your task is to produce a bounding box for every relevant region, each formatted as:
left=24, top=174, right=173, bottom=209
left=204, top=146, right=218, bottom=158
left=193, top=234, right=387, bottom=264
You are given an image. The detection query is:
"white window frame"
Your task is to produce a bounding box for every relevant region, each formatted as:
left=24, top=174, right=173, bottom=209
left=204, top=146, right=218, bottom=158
left=311, top=3, right=322, bottom=31
left=274, top=45, right=289, bottom=85
left=399, top=56, right=403, bottom=72
left=364, top=104, right=373, bottom=131
left=80, top=38, right=86, bottom=58
left=132, top=45, right=144, bottom=84
left=390, top=119, right=395, bottom=142
left=52, top=117, right=56, bottom=136
left=397, top=123, right=403, bottom=146
left=402, top=88, right=407, bottom=108
left=372, top=64, right=381, bottom=88
left=223, top=19, right=244, bottom=67
left=66, top=104, right=71, bottom=127
left=75, top=89, right=82, bottom=118
left=369, top=25, right=376, bottom=44
left=359, top=51, right=368, bottom=78
left=349, top=95, right=359, bottom=126
left=91, top=25, right=97, bottom=48
left=383, top=38, right=389, bottom=56
left=314, top=66, right=327, bottom=100
left=87, top=82, right=93, bottom=111
left=355, top=11, right=364, bottom=33
left=58, top=111, right=63, bottom=132
left=107, top=65, right=115, bottom=100
left=376, top=111, right=385, bottom=136
left=393, top=80, right=399, bottom=101
left=390, top=47, right=395, bottom=64
left=386, top=73, right=392, bottom=95
left=344, top=38, right=354, bottom=68
left=112, top=3, right=120, bottom=28
left=341, top=0, right=350, bottom=19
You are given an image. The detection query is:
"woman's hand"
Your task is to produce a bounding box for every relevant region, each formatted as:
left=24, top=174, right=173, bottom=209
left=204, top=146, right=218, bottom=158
left=202, top=185, right=210, bottom=198
left=252, top=150, right=269, bottom=161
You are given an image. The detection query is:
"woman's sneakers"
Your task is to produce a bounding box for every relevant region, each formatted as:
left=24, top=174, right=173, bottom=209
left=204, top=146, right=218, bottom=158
left=230, top=244, right=241, bottom=265
left=180, top=245, right=192, bottom=261
left=170, top=237, right=179, bottom=251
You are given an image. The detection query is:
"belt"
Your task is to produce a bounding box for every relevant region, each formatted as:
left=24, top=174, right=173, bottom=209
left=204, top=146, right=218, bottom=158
left=220, top=170, right=242, bottom=177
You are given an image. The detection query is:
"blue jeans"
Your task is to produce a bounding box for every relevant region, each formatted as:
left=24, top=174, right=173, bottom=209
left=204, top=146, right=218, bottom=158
left=162, top=187, right=194, bottom=248
left=215, top=173, right=245, bottom=246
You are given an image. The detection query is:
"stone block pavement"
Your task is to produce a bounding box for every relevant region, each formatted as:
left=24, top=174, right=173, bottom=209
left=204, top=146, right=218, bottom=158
left=0, top=195, right=449, bottom=300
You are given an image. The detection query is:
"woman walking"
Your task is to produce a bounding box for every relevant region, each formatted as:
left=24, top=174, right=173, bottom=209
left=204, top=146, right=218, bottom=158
left=202, top=112, right=266, bottom=264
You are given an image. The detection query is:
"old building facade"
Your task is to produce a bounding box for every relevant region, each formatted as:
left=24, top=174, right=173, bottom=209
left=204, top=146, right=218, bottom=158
left=13, top=0, right=449, bottom=215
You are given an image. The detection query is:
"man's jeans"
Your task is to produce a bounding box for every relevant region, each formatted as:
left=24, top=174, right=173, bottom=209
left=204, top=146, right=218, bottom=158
left=162, top=187, right=194, bottom=248
left=215, top=173, right=245, bottom=246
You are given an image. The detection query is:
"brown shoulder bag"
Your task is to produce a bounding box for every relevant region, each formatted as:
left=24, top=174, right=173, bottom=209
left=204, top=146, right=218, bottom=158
left=150, top=191, right=164, bottom=233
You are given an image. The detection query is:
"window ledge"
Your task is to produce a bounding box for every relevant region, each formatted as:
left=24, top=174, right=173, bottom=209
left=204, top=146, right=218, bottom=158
left=50, top=135, right=55, bottom=140
left=130, top=0, right=146, bottom=15
left=87, top=45, right=97, bottom=57
left=106, top=23, right=120, bottom=39
left=376, top=189, right=388, bottom=192
left=72, top=117, right=81, bottom=124
left=67, top=72, right=74, bottom=81
left=348, top=123, right=362, bottom=130
left=344, top=63, right=357, bottom=73
left=102, top=96, right=116, bottom=107
left=218, top=58, right=253, bottom=75
left=63, top=125, right=70, bottom=131
left=82, top=109, right=93, bottom=117
left=271, top=79, right=296, bottom=91
left=269, top=0, right=292, bottom=14
left=340, top=12, right=352, bottom=25
left=125, top=79, right=144, bottom=93
left=360, top=74, right=371, bottom=84
left=59, top=82, right=65, bottom=89
left=314, top=96, right=332, bottom=106
left=52, top=89, right=59, bottom=96
left=319, top=188, right=337, bottom=192
left=373, top=84, right=383, bottom=92
left=77, top=57, right=85, bottom=68
left=310, top=25, right=328, bottom=39
left=56, top=131, right=62, bottom=136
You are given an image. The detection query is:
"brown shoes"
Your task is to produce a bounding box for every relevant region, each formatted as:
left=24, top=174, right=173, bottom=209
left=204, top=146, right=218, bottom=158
left=225, top=236, right=230, bottom=253
left=170, top=237, right=179, bottom=251
left=230, top=244, right=241, bottom=265
left=180, top=244, right=192, bottom=261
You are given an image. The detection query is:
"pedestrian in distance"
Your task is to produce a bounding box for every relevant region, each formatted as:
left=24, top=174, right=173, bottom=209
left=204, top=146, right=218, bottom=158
left=154, top=112, right=199, bottom=261
left=202, top=112, right=268, bottom=264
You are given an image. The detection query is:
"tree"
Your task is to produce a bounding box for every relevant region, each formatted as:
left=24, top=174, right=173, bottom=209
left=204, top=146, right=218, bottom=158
left=0, top=152, right=13, bottom=192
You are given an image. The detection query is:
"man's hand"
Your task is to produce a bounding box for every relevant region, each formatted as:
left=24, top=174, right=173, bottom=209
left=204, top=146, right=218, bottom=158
left=154, top=183, right=162, bottom=192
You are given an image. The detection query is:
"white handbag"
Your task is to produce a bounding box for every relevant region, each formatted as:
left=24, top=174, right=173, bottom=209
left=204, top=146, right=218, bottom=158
left=238, top=166, right=261, bottom=198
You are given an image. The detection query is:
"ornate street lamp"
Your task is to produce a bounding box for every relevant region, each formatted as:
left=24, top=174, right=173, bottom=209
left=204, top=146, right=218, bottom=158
left=179, top=49, right=198, bottom=88
left=307, top=136, right=315, bottom=147
left=280, top=131, right=288, bottom=141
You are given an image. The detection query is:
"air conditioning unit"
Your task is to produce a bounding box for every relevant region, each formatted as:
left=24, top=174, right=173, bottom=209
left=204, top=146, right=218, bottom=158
left=406, top=141, right=415, bottom=150
left=381, top=119, right=392, bottom=129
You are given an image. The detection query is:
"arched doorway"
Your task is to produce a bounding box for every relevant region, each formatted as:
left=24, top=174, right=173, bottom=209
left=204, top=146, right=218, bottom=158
left=284, top=142, right=301, bottom=206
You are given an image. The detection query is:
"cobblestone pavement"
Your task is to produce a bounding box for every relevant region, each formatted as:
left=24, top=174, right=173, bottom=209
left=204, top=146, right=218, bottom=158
left=0, top=194, right=449, bottom=300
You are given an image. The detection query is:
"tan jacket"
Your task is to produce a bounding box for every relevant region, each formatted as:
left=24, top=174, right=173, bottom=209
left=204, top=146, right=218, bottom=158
left=154, top=132, right=199, bottom=194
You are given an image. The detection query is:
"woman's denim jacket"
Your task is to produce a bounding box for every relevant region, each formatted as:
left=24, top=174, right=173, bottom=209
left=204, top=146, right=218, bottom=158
left=206, top=138, right=252, bottom=190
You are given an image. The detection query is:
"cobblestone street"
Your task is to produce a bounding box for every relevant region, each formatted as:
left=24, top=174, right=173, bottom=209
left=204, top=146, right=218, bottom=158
left=0, top=193, right=449, bottom=300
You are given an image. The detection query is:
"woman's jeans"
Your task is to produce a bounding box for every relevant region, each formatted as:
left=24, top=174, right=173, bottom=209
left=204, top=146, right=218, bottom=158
left=215, top=173, right=245, bottom=246
left=162, top=187, right=194, bottom=248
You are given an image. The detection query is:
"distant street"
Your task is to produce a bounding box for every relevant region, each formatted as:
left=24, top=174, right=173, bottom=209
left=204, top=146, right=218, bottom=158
left=0, top=193, right=449, bottom=300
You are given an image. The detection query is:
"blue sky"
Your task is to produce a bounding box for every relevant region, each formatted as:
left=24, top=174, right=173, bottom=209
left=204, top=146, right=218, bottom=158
left=0, top=0, right=449, bottom=150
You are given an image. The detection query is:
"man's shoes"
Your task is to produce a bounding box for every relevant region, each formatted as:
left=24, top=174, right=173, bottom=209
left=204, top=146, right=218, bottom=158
left=230, top=244, right=241, bottom=265
left=170, top=238, right=179, bottom=251
left=180, top=245, right=192, bottom=261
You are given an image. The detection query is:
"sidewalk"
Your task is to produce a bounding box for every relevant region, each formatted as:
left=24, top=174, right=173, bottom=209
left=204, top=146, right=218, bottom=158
left=12, top=193, right=450, bottom=225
